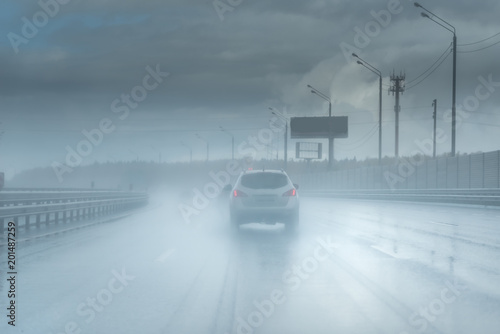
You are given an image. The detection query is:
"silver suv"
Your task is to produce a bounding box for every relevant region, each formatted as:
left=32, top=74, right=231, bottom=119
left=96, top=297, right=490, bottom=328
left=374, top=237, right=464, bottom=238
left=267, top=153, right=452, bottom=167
left=229, top=169, right=299, bottom=231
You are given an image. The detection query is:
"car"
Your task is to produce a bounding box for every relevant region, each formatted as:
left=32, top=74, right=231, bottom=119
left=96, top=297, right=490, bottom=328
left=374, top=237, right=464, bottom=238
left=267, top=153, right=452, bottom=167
left=229, top=169, right=299, bottom=232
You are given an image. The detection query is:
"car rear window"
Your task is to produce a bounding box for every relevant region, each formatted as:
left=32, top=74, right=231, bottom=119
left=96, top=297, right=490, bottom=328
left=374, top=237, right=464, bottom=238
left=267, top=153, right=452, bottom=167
left=240, top=173, right=289, bottom=189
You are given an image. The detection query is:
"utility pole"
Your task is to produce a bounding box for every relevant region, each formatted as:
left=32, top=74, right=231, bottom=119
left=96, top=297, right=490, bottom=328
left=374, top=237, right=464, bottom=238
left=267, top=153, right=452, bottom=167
left=219, top=126, right=234, bottom=160
left=196, top=133, right=209, bottom=163
left=181, top=142, right=192, bottom=164
left=451, top=34, right=457, bottom=157
left=307, top=85, right=333, bottom=170
left=328, top=102, right=333, bottom=171
left=352, top=53, right=383, bottom=163
left=378, top=74, right=382, bottom=162
left=389, top=72, right=405, bottom=158
left=284, top=120, right=288, bottom=170
left=414, top=3, right=457, bottom=157
left=432, top=99, right=437, bottom=158
left=269, top=107, right=289, bottom=170
left=276, top=133, right=279, bottom=160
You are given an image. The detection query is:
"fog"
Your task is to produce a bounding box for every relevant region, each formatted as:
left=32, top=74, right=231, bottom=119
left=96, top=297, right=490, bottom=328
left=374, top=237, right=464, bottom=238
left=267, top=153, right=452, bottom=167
left=2, top=190, right=500, bottom=333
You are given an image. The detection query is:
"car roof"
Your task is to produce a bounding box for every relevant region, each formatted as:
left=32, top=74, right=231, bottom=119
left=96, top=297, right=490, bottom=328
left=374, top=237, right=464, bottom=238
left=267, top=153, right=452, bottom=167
left=241, top=169, right=287, bottom=175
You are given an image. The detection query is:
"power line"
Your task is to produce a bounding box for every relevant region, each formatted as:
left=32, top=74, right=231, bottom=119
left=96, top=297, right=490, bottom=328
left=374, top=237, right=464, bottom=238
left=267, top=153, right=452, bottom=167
left=337, top=123, right=378, bottom=149
left=458, top=39, right=500, bottom=53
left=472, top=110, right=500, bottom=116
left=458, top=31, right=500, bottom=46
left=406, top=49, right=452, bottom=90
left=462, top=120, right=500, bottom=128
left=406, top=44, right=452, bottom=86
left=336, top=129, right=378, bottom=151
left=336, top=126, right=379, bottom=151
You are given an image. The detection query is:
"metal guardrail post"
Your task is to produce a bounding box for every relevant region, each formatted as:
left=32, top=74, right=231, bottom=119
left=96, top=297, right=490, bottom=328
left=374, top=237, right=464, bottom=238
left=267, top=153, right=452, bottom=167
left=1, top=191, right=148, bottom=234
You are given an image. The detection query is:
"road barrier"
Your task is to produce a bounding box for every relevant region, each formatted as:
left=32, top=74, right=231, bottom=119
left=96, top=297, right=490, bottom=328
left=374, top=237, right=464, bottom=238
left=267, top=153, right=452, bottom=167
left=0, top=190, right=148, bottom=234
left=289, top=150, right=500, bottom=191
left=301, top=188, right=500, bottom=206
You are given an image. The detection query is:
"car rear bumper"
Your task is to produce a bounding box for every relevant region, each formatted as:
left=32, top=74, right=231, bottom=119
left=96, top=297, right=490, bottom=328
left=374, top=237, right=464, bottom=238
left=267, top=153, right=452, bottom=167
left=230, top=204, right=299, bottom=224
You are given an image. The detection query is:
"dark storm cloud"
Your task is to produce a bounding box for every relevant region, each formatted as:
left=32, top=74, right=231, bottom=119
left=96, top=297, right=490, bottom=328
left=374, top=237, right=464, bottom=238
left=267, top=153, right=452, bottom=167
left=0, top=0, right=367, bottom=101
left=1, top=0, right=500, bottom=177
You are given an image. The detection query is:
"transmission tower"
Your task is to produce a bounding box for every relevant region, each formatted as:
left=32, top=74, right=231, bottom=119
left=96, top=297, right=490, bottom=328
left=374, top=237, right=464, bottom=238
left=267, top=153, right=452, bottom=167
left=389, top=72, right=405, bottom=158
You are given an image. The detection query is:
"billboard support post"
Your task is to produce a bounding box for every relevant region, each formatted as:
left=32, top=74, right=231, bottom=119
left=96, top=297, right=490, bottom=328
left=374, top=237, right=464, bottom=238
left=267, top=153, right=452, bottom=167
left=291, top=116, right=348, bottom=170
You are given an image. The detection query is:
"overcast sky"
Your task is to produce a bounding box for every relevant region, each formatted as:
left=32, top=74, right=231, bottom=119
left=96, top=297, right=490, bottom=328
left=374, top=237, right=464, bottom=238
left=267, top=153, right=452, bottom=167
left=1, top=0, right=500, bottom=181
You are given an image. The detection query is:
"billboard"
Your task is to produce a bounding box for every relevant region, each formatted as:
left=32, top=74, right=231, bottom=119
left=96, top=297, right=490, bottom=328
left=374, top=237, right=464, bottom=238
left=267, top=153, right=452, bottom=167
left=290, top=116, right=348, bottom=139
left=296, top=142, right=322, bottom=159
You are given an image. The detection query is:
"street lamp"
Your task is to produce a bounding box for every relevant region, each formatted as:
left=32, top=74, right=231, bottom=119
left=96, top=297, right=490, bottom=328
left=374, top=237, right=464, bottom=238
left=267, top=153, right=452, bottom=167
left=128, top=149, right=139, bottom=162
left=269, top=107, right=288, bottom=170
left=432, top=99, right=437, bottom=158
left=196, top=133, right=209, bottom=162
left=150, top=145, right=162, bottom=164
left=219, top=126, right=234, bottom=160
left=180, top=141, right=192, bottom=164
left=307, top=84, right=334, bottom=170
left=415, top=2, right=457, bottom=157
left=352, top=53, right=383, bottom=163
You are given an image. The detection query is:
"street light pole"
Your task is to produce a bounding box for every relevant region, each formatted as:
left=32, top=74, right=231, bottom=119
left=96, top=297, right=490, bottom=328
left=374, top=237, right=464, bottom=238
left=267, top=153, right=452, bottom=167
left=415, top=2, right=457, bottom=157
left=219, top=126, right=234, bottom=160
left=432, top=99, right=437, bottom=158
left=180, top=141, right=192, bottom=164
left=196, top=134, right=209, bottom=162
left=352, top=53, right=383, bottom=163
left=285, top=121, right=288, bottom=169
left=269, top=107, right=288, bottom=170
left=150, top=145, right=162, bottom=164
left=452, top=33, right=457, bottom=156
left=307, top=85, right=334, bottom=170
left=328, top=102, right=333, bottom=170
left=378, top=74, right=382, bottom=161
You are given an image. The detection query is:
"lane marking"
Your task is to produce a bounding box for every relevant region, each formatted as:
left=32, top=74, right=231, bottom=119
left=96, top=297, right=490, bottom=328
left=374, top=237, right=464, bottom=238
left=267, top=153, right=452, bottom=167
left=155, top=248, right=176, bottom=263
left=370, top=245, right=407, bottom=259
left=428, top=220, right=458, bottom=227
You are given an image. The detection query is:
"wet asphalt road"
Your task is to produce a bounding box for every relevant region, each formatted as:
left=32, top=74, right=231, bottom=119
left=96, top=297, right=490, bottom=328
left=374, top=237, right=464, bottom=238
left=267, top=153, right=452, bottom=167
left=2, top=194, right=500, bottom=334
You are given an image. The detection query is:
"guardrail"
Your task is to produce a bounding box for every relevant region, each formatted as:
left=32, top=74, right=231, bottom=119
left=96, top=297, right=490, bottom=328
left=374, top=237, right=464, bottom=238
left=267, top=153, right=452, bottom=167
left=0, top=190, right=148, bottom=234
left=300, top=189, right=500, bottom=206
left=1, top=187, right=119, bottom=192
left=0, top=190, right=145, bottom=207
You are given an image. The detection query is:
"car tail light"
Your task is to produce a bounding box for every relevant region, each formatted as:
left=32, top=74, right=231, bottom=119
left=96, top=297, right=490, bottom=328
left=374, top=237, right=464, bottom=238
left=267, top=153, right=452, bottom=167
left=282, top=188, right=296, bottom=197
left=233, top=189, right=248, bottom=197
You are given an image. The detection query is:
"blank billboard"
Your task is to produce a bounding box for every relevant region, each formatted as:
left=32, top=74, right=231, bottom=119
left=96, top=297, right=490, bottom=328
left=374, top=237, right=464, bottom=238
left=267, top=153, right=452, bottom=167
left=290, top=116, right=348, bottom=139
